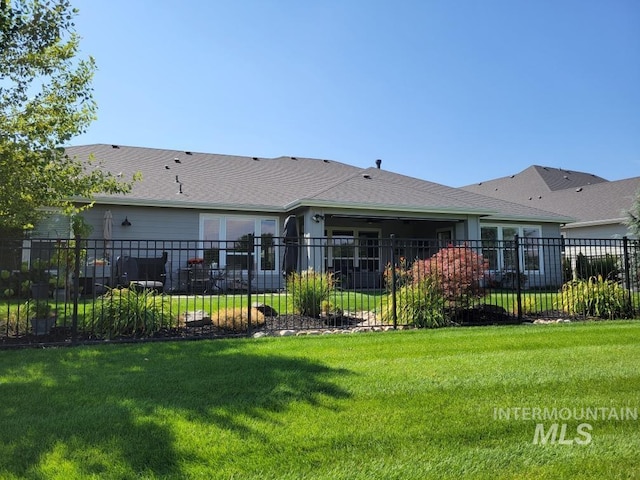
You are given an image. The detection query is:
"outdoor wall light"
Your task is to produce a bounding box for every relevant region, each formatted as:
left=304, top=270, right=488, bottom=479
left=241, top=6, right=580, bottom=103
left=121, top=217, right=132, bottom=227
left=312, top=214, right=325, bottom=223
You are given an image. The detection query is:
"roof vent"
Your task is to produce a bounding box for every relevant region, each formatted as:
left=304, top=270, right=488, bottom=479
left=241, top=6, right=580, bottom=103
left=185, top=151, right=193, bottom=155
left=510, top=175, right=515, bottom=178
left=111, top=145, right=120, bottom=149
left=375, top=159, right=382, bottom=169
left=174, top=157, right=181, bottom=164
left=165, top=165, right=170, bottom=169
left=291, top=156, right=298, bottom=160
left=323, top=159, right=330, bottom=163
left=175, top=175, right=179, bottom=183
left=563, top=175, right=569, bottom=179
left=252, top=157, right=259, bottom=161
left=576, top=187, right=583, bottom=192
left=478, top=182, right=482, bottom=185
left=363, top=173, right=371, bottom=179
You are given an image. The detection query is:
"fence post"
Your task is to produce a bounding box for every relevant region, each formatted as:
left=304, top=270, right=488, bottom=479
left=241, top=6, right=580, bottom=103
left=514, top=234, right=522, bottom=322
left=72, top=234, right=81, bottom=343
left=246, top=234, right=254, bottom=335
left=622, top=236, right=633, bottom=313
left=390, top=234, right=397, bottom=329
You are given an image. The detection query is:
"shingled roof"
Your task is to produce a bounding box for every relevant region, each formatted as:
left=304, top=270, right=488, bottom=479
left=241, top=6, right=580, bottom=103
left=66, top=144, right=571, bottom=222
left=462, top=165, right=639, bottom=227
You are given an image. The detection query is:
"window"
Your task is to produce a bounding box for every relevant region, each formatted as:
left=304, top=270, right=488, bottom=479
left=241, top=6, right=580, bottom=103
left=436, top=228, right=453, bottom=248
left=200, top=215, right=277, bottom=272
left=481, top=225, right=542, bottom=272
left=325, top=229, right=380, bottom=272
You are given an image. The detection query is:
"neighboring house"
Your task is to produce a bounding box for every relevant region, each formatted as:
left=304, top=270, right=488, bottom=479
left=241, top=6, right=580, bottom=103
left=34, top=145, right=572, bottom=290
left=462, top=165, right=640, bottom=240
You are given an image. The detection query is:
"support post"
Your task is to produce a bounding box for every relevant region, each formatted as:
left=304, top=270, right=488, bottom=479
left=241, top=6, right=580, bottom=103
left=390, top=234, right=398, bottom=329
left=514, top=235, right=523, bottom=322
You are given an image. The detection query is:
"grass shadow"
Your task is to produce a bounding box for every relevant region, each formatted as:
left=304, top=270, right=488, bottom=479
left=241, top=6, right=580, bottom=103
left=0, top=340, right=352, bottom=477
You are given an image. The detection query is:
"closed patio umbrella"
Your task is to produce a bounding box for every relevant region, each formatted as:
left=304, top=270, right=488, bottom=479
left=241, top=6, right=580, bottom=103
left=282, top=215, right=298, bottom=277
left=103, top=210, right=113, bottom=259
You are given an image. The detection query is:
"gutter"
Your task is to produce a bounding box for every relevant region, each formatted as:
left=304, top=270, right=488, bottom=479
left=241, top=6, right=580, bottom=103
left=485, top=214, right=576, bottom=223
left=77, top=197, right=286, bottom=213
left=562, top=217, right=627, bottom=229
left=283, top=199, right=497, bottom=216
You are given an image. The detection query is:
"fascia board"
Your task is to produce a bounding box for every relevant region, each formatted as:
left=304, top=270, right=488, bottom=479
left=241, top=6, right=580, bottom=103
left=483, top=214, right=575, bottom=223
left=81, top=197, right=286, bottom=213
left=562, top=217, right=627, bottom=229
left=284, top=199, right=497, bottom=216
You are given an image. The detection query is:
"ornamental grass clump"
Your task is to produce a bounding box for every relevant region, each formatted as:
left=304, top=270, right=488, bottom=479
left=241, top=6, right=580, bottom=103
left=381, top=275, right=447, bottom=328
left=212, top=307, right=265, bottom=333
left=94, top=288, right=173, bottom=338
left=287, top=268, right=335, bottom=317
left=558, top=276, right=632, bottom=319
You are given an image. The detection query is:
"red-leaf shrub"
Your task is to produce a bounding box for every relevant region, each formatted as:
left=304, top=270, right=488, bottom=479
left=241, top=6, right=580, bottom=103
left=411, top=245, right=488, bottom=305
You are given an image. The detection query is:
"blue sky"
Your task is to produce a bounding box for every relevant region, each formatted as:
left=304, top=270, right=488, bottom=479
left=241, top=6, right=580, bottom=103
left=72, top=0, right=639, bottom=187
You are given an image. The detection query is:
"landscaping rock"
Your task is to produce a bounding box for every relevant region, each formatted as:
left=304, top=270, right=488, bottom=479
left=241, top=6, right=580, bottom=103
left=181, top=310, right=212, bottom=327
left=252, top=303, right=278, bottom=317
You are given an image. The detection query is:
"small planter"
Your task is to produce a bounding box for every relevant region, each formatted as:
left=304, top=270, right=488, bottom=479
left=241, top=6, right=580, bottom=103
left=30, top=317, right=56, bottom=336
left=53, top=288, right=67, bottom=301
left=30, top=282, right=50, bottom=300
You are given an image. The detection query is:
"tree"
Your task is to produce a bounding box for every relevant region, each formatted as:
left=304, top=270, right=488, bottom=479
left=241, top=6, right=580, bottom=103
left=627, top=189, right=640, bottom=238
left=0, top=0, right=134, bottom=231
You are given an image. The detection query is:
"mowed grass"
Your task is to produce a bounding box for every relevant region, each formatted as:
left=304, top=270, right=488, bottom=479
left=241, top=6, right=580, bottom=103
left=1, top=321, right=639, bottom=479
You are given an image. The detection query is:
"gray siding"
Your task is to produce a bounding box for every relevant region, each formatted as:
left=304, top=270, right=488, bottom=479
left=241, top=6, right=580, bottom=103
left=562, top=223, right=631, bottom=240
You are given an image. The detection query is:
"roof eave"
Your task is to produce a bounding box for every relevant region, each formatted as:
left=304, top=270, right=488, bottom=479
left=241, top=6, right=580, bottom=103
left=483, top=214, right=575, bottom=223
left=81, top=196, right=286, bottom=213
left=285, top=199, right=497, bottom=216
left=562, top=217, right=627, bottom=229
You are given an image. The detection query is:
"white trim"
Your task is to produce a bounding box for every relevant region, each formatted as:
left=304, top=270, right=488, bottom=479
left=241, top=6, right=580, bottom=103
left=480, top=224, right=544, bottom=274
left=198, top=213, right=279, bottom=273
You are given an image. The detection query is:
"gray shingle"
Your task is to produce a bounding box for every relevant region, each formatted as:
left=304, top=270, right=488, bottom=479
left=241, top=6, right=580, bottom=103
left=66, top=144, right=571, bottom=222
left=462, top=165, right=638, bottom=225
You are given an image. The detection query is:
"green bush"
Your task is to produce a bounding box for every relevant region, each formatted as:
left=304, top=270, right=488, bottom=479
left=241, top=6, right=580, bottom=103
left=573, top=253, right=621, bottom=281
left=94, top=288, right=173, bottom=338
left=0, top=269, right=19, bottom=298
left=287, top=268, right=335, bottom=317
left=24, top=300, right=54, bottom=319
left=558, top=276, right=632, bottom=319
left=382, top=276, right=447, bottom=328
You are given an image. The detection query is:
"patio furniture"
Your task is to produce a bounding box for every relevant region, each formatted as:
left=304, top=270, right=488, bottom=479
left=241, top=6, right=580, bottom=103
left=115, top=252, right=168, bottom=292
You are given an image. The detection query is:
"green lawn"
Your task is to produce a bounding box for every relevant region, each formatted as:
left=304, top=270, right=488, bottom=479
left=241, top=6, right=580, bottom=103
left=1, top=321, right=639, bottom=479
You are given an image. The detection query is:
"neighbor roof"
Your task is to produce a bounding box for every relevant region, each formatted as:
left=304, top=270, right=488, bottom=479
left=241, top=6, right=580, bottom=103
left=462, top=165, right=639, bottom=227
left=66, top=144, right=571, bottom=223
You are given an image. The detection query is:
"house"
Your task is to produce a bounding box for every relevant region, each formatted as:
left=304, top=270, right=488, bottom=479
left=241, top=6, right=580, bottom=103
left=461, top=165, right=640, bottom=240
left=33, top=145, right=572, bottom=291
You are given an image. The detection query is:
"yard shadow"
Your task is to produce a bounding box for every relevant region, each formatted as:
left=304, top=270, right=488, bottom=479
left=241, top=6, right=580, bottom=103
left=0, top=340, right=352, bottom=478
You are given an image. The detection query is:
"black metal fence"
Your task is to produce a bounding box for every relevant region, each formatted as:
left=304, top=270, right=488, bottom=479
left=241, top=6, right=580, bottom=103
left=0, top=235, right=638, bottom=347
